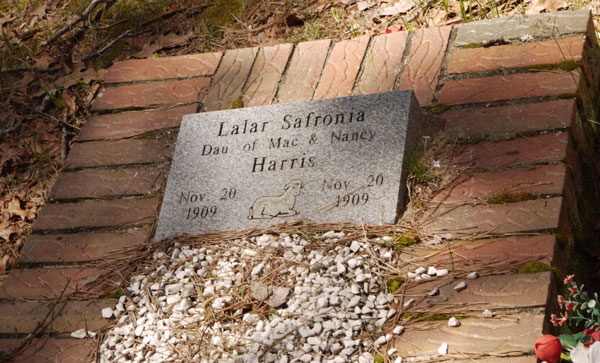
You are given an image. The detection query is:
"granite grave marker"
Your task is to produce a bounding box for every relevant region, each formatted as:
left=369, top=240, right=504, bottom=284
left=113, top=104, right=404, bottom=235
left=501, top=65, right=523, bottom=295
left=155, top=90, right=425, bottom=240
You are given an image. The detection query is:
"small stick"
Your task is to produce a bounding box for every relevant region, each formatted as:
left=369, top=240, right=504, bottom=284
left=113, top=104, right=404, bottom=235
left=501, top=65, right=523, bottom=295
left=44, top=0, right=110, bottom=45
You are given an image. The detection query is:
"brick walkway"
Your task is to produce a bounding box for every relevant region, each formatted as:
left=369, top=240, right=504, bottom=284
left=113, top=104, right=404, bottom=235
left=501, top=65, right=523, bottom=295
left=1, top=9, right=598, bottom=362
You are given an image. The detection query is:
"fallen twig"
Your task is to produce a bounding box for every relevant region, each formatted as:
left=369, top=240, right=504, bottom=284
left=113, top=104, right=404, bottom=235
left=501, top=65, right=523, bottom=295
left=44, top=0, right=111, bottom=46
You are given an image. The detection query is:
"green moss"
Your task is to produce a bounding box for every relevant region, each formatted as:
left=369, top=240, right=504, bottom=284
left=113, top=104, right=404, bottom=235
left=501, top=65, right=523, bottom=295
left=458, top=135, right=487, bottom=144
left=485, top=191, right=537, bottom=204
left=198, top=0, right=245, bottom=27
left=136, top=130, right=159, bottom=139
left=392, top=233, right=420, bottom=252
left=230, top=94, right=244, bottom=109
left=461, top=42, right=483, bottom=49
left=105, top=290, right=124, bottom=299
left=518, top=262, right=553, bottom=274
left=487, top=132, right=516, bottom=142
left=374, top=356, right=384, bottom=363
left=386, top=278, right=405, bottom=293
left=406, top=313, right=469, bottom=322
left=526, top=60, right=580, bottom=73
left=424, top=103, right=450, bottom=115
left=556, top=93, right=577, bottom=100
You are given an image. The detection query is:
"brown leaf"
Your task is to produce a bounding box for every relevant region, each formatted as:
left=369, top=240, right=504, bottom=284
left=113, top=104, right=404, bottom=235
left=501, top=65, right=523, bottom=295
left=0, top=220, right=18, bottom=242
left=527, top=0, right=567, bottom=14
left=377, top=0, right=414, bottom=16
left=6, top=196, right=35, bottom=221
left=33, top=51, right=53, bottom=69
left=130, top=32, right=194, bottom=59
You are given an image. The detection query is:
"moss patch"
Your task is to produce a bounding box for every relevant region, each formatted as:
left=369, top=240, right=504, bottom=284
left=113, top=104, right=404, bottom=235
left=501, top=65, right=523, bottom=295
left=391, top=233, right=419, bottom=252
left=518, top=262, right=553, bottom=274
left=105, top=290, right=124, bottom=300
left=230, top=94, right=244, bottom=109
left=136, top=130, right=159, bottom=139
left=461, top=42, right=483, bottom=49
left=424, top=103, right=450, bottom=115
left=386, top=278, right=405, bottom=293
left=526, top=60, right=580, bottom=73
left=486, top=191, right=537, bottom=204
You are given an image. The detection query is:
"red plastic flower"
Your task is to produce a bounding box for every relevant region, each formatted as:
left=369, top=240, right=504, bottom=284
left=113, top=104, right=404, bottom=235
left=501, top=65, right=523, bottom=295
left=535, top=335, right=562, bottom=363
left=385, top=25, right=402, bottom=34
left=557, top=295, right=565, bottom=307
left=570, top=287, right=577, bottom=296
left=585, top=328, right=600, bottom=342
left=550, top=314, right=558, bottom=326
left=559, top=315, right=568, bottom=325
left=566, top=303, right=575, bottom=311
left=564, top=275, right=574, bottom=284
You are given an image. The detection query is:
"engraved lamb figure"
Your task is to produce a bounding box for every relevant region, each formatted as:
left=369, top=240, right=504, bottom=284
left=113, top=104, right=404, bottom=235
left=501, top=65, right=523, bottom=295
left=248, top=179, right=304, bottom=219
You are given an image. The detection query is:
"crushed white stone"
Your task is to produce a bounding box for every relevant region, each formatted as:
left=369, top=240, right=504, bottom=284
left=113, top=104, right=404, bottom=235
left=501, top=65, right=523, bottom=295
left=467, top=271, right=479, bottom=280
left=483, top=309, right=496, bottom=318
left=97, top=233, right=405, bottom=362
left=454, top=281, right=467, bottom=291
left=437, top=342, right=448, bottom=355
left=448, top=317, right=461, bottom=327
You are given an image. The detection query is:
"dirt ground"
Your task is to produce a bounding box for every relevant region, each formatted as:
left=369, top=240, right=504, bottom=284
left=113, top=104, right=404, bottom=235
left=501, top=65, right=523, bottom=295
left=0, top=0, right=598, bottom=274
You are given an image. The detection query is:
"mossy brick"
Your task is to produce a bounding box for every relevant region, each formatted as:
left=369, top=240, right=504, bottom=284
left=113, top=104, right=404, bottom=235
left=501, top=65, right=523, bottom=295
left=32, top=198, right=158, bottom=231
left=439, top=69, right=583, bottom=105
left=431, top=163, right=567, bottom=204
left=64, top=139, right=174, bottom=168
left=0, top=267, right=108, bottom=299
left=105, top=52, right=222, bottom=83
left=447, top=36, right=585, bottom=74
left=398, top=235, right=558, bottom=274
left=353, top=31, right=408, bottom=95
left=408, top=272, right=553, bottom=313
left=20, top=228, right=150, bottom=263
left=453, top=9, right=592, bottom=46
left=443, top=99, right=576, bottom=137
left=91, top=78, right=211, bottom=110
left=203, top=47, right=258, bottom=111
left=399, top=26, right=451, bottom=105
left=77, top=104, right=197, bottom=141
left=453, top=132, right=569, bottom=169
left=243, top=43, right=293, bottom=107
left=50, top=167, right=162, bottom=200
left=314, top=36, right=370, bottom=100
left=277, top=39, right=331, bottom=103
left=0, top=300, right=113, bottom=334
left=391, top=314, right=544, bottom=357
left=421, top=197, right=563, bottom=235
left=0, top=338, right=95, bottom=362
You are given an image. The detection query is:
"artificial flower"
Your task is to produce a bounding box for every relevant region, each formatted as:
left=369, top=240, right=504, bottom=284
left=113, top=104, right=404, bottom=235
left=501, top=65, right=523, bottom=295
left=570, top=341, right=600, bottom=363
left=535, top=335, right=562, bottom=363
left=386, top=25, right=402, bottom=33
left=558, top=295, right=565, bottom=307
left=565, top=275, right=574, bottom=283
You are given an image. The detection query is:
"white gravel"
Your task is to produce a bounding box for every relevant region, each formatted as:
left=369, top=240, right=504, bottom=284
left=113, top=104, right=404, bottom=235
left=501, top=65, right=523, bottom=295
left=96, top=232, right=409, bottom=363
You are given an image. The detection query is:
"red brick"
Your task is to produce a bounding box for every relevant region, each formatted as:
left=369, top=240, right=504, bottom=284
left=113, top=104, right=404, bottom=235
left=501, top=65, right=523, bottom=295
left=105, top=52, right=222, bottom=83
left=439, top=70, right=582, bottom=105
left=50, top=168, right=162, bottom=200
left=409, top=272, right=552, bottom=313
left=20, top=228, right=150, bottom=263
left=33, top=198, right=158, bottom=231
left=443, top=99, right=576, bottom=137
left=314, top=36, right=370, bottom=100
left=64, top=138, right=173, bottom=169
left=447, top=36, right=585, bottom=74
left=353, top=31, right=408, bottom=95
left=0, top=267, right=107, bottom=299
left=399, top=235, right=557, bottom=273
left=78, top=104, right=197, bottom=141
left=392, top=314, right=543, bottom=357
left=421, top=197, right=563, bottom=235
left=277, top=39, right=331, bottom=103
left=92, top=78, right=210, bottom=110
left=243, top=43, right=293, bottom=107
left=0, top=338, right=95, bottom=362
left=399, top=26, right=451, bottom=105
left=203, top=47, right=258, bottom=111
left=453, top=132, right=569, bottom=169
left=431, top=163, right=567, bottom=203
left=0, top=300, right=112, bottom=334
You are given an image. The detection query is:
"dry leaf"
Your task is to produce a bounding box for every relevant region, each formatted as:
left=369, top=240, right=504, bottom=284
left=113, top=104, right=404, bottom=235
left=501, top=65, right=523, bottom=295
left=0, top=221, right=18, bottom=242
left=6, top=196, right=36, bottom=221
left=357, top=1, right=375, bottom=11
left=377, top=0, right=414, bottom=16
left=527, top=0, right=567, bottom=14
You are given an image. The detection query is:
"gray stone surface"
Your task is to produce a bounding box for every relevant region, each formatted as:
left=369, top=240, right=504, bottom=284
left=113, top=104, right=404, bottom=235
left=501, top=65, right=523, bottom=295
left=454, top=9, right=591, bottom=46
left=155, top=91, right=424, bottom=238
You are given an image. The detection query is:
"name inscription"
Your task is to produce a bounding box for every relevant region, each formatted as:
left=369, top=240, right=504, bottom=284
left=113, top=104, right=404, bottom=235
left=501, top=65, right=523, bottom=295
left=155, top=90, right=421, bottom=238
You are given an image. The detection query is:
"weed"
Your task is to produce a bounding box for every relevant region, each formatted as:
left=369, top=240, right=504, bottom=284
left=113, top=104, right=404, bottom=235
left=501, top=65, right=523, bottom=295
left=518, top=262, right=554, bottom=274
left=409, top=154, right=429, bottom=184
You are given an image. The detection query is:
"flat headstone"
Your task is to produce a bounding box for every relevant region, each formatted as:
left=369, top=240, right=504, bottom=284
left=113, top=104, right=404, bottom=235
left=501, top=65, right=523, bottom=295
left=154, top=90, right=424, bottom=239
left=454, top=9, right=591, bottom=46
